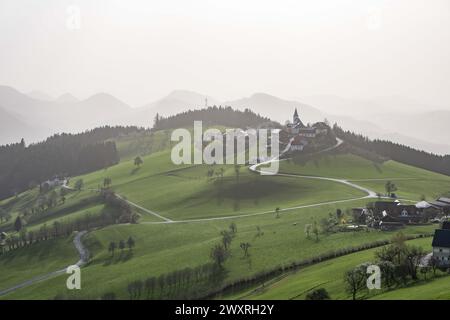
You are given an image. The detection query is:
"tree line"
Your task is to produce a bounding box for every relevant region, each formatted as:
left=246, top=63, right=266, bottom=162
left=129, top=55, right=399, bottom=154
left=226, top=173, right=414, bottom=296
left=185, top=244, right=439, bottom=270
left=0, top=189, right=139, bottom=254
left=333, top=124, right=450, bottom=176
left=344, top=232, right=440, bottom=300
left=0, top=126, right=146, bottom=199
left=153, top=106, right=280, bottom=131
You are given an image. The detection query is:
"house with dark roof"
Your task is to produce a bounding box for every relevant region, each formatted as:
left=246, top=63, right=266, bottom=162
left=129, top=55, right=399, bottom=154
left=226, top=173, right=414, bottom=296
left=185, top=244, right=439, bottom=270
left=428, top=197, right=450, bottom=214
left=432, top=222, right=450, bottom=266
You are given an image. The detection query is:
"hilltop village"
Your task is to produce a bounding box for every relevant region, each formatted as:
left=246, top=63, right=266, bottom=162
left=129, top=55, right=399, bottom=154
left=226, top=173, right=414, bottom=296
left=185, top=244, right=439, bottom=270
left=280, top=108, right=335, bottom=154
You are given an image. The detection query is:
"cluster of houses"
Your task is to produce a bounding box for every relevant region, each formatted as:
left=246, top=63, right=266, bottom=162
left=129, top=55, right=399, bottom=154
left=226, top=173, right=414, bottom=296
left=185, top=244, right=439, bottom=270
left=280, top=108, right=330, bottom=153
left=352, top=197, right=450, bottom=231
left=352, top=197, right=450, bottom=267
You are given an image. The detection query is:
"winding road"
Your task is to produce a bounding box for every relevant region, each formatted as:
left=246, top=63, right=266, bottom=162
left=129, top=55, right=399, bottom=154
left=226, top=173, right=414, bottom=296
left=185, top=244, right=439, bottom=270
left=0, top=230, right=89, bottom=297
left=140, top=137, right=381, bottom=224
left=0, top=137, right=409, bottom=295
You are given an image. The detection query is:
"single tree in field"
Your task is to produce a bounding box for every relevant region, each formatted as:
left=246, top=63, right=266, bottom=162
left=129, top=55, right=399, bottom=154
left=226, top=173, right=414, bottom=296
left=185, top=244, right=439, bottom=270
left=127, top=236, right=135, bottom=251
left=385, top=180, right=397, bottom=196
left=344, top=265, right=367, bottom=300
left=312, top=220, right=319, bottom=242
left=240, top=242, right=251, bottom=258
left=430, top=256, right=439, bottom=277
left=221, top=230, right=233, bottom=250
left=119, top=239, right=126, bottom=253
left=229, top=222, right=237, bottom=235
left=275, top=207, right=280, bottom=219
left=210, top=243, right=229, bottom=268
left=336, top=208, right=342, bottom=222
left=404, top=246, right=425, bottom=280
left=134, top=156, right=143, bottom=168
left=74, top=179, right=84, bottom=191
left=108, top=241, right=116, bottom=257
left=103, top=177, right=112, bottom=188
left=14, top=216, right=23, bottom=232
left=304, top=223, right=312, bottom=239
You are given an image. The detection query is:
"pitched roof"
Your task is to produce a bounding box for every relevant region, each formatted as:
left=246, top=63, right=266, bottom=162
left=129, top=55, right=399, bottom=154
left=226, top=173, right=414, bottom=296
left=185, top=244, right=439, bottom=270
left=429, top=200, right=450, bottom=208
left=432, top=229, right=450, bottom=247
left=438, top=197, right=450, bottom=205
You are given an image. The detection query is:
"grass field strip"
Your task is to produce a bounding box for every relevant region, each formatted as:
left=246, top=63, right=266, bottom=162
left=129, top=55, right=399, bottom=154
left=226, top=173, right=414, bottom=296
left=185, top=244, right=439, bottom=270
left=0, top=231, right=89, bottom=297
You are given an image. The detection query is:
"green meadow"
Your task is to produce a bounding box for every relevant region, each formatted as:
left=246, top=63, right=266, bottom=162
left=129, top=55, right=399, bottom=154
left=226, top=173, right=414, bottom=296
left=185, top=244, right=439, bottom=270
left=225, top=237, right=435, bottom=300
left=1, top=137, right=449, bottom=299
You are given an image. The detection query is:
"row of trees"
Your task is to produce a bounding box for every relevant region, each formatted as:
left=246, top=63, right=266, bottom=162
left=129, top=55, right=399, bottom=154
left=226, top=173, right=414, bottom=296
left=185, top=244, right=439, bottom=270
left=108, top=237, right=135, bottom=257
left=1, top=190, right=139, bottom=254
left=344, top=233, right=433, bottom=300
left=124, top=263, right=223, bottom=300
left=153, top=106, right=280, bottom=131
left=334, top=124, right=450, bottom=176
left=304, top=209, right=345, bottom=241
left=0, top=125, right=139, bottom=199
left=210, top=223, right=238, bottom=268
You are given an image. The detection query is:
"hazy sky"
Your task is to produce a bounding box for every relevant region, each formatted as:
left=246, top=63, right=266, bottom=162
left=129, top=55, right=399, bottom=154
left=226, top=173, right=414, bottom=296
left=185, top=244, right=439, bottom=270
left=1, top=0, right=449, bottom=107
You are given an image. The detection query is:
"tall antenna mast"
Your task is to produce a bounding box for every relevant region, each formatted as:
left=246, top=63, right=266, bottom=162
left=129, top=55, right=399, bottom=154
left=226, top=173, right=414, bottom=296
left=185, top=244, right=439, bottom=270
left=205, top=97, right=208, bottom=108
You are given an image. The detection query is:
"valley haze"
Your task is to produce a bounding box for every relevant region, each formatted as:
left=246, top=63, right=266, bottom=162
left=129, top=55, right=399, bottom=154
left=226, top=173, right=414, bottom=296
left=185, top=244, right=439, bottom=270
left=1, top=0, right=450, bottom=306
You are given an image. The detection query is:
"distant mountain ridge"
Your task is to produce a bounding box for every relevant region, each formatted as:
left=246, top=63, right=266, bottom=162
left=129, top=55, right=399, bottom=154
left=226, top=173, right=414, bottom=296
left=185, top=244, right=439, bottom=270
left=0, top=85, right=448, bottom=155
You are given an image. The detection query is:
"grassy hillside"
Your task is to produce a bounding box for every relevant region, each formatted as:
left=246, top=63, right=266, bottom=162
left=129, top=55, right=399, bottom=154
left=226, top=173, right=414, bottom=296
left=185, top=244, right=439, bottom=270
left=0, top=236, right=78, bottom=291
left=68, top=150, right=366, bottom=220
left=280, top=154, right=450, bottom=180
left=225, top=237, right=435, bottom=300
left=279, top=154, right=450, bottom=201
left=1, top=206, right=435, bottom=299
left=1, top=135, right=449, bottom=300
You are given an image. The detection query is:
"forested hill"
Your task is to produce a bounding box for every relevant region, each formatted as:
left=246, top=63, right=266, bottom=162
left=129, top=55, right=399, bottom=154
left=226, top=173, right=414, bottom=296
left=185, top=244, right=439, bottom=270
left=153, top=106, right=281, bottom=130
left=334, top=125, right=450, bottom=176
left=0, top=126, right=146, bottom=200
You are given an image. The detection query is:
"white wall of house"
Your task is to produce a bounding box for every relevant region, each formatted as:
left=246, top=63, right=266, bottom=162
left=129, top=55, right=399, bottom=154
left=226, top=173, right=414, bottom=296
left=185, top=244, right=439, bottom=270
left=433, top=246, right=450, bottom=264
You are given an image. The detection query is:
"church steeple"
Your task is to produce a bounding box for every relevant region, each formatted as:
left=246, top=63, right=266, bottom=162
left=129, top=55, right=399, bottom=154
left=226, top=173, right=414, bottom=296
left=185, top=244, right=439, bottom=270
left=292, top=108, right=305, bottom=128
left=293, top=108, right=299, bottom=121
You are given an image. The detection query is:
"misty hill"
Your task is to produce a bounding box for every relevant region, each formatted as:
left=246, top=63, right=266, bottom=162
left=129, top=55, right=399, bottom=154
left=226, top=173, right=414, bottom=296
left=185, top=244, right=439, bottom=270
left=301, top=94, right=450, bottom=154
left=124, top=90, right=220, bottom=127
left=225, top=93, right=324, bottom=124
left=0, top=106, right=44, bottom=146
left=27, top=91, right=53, bottom=101
left=153, top=106, right=280, bottom=130
left=1, top=85, right=449, bottom=156
left=55, top=93, right=79, bottom=104
left=0, top=86, right=133, bottom=142
left=369, top=110, right=450, bottom=147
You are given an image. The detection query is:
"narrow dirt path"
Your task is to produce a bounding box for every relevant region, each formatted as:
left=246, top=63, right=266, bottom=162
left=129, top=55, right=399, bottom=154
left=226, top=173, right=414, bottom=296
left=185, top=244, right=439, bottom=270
left=0, top=230, right=89, bottom=297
